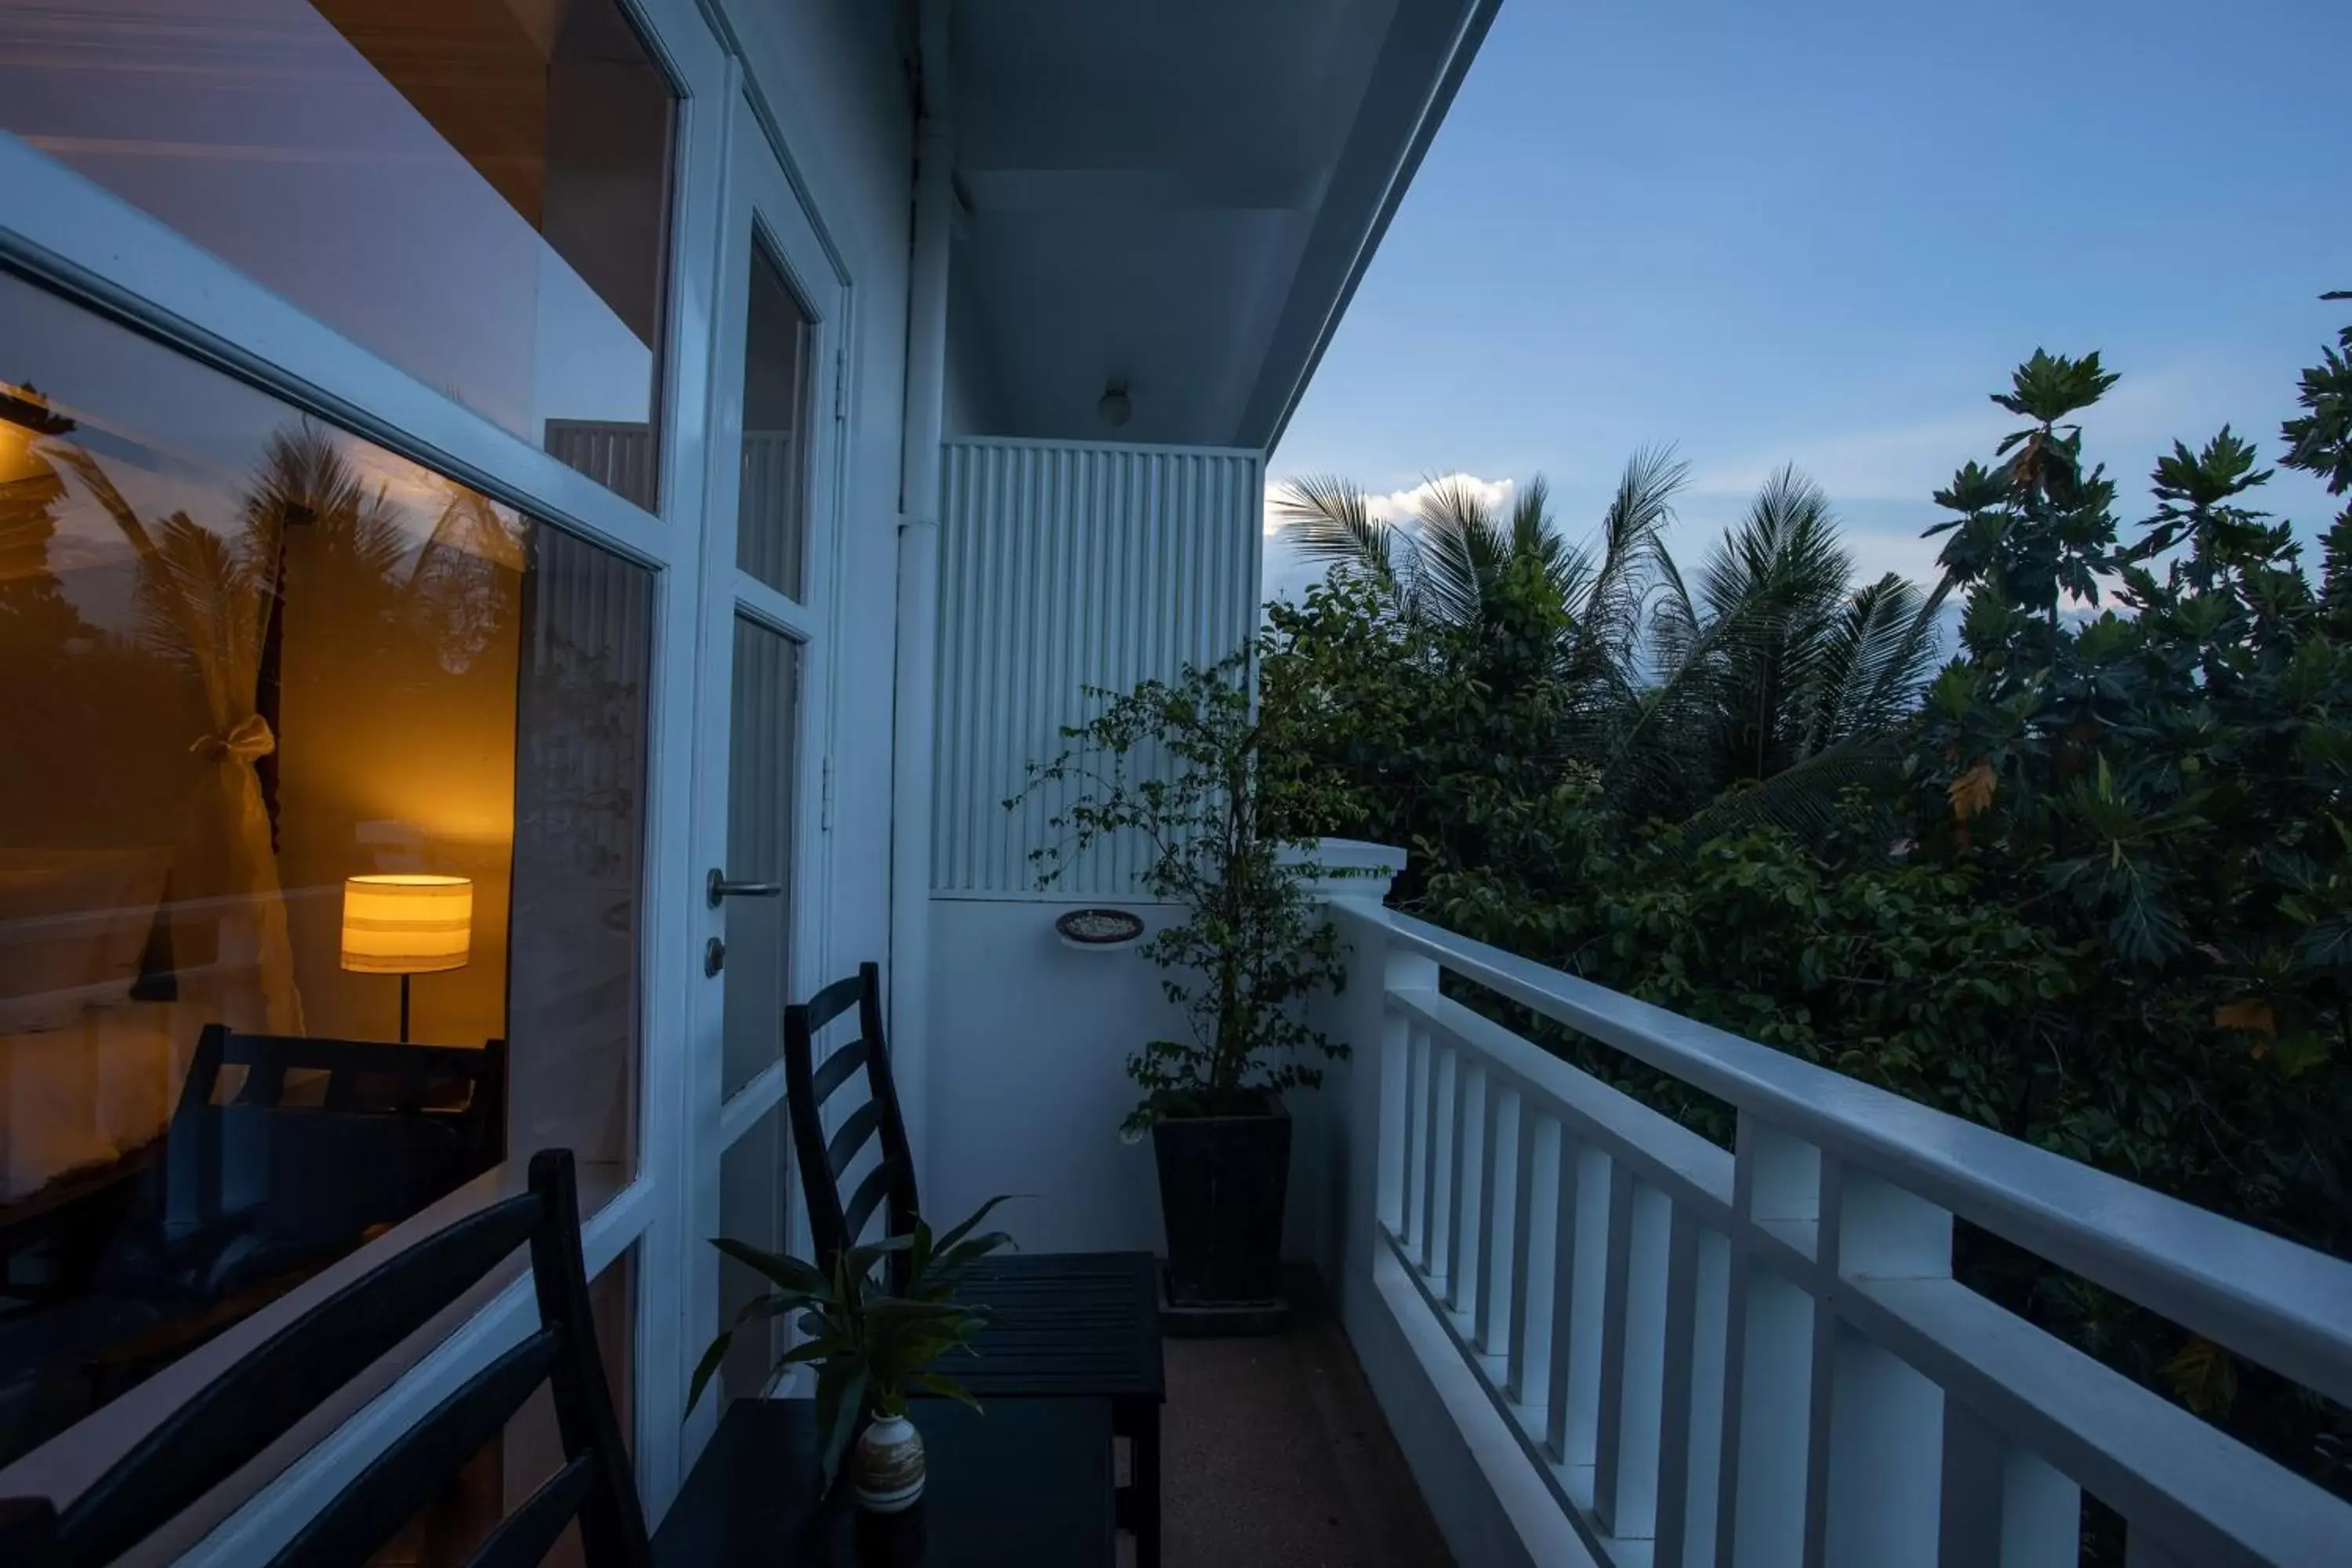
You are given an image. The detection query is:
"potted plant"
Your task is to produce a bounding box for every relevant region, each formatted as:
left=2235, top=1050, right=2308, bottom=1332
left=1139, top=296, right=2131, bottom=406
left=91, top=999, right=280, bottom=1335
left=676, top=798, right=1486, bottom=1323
left=1012, top=648, right=1350, bottom=1317
left=688, top=1199, right=1014, bottom=1512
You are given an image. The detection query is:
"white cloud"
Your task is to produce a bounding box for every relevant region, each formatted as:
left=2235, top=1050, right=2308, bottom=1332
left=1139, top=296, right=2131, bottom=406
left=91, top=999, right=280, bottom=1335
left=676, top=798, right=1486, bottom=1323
left=1263, top=471, right=1515, bottom=536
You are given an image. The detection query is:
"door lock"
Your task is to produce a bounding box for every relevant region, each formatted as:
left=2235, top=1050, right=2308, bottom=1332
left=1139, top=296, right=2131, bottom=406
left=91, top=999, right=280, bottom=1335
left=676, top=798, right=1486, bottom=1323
left=704, top=936, right=727, bottom=977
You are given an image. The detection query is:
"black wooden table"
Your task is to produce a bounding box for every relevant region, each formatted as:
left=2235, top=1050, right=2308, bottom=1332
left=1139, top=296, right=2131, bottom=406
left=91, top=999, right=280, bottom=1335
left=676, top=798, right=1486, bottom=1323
left=653, top=1396, right=1116, bottom=1567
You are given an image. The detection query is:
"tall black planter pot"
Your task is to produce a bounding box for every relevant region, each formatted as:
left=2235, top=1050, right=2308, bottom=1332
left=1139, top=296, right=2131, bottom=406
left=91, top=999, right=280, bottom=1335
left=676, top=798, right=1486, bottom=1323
left=1152, top=1100, right=1290, bottom=1310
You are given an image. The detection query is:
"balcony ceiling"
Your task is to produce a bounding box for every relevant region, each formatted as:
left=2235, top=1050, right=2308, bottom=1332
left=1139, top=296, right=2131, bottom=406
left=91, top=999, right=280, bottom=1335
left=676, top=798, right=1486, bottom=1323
left=946, top=0, right=1496, bottom=449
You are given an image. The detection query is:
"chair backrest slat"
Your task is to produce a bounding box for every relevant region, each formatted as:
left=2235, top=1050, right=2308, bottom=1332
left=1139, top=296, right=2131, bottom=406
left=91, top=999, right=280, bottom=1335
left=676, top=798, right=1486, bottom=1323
left=784, top=962, right=922, bottom=1290
left=804, top=973, right=866, bottom=1033
left=466, top=1457, right=597, bottom=1568
left=12, top=1151, right=647, bottom=1568
left=58, top=1194, right=542, bottom=1563
left=826, top=1101, right=882, bottom=1179
left=808, top=1040, right=868, bottom=1105
left=267, top=1329, right=562, bottom=1568
left=840, top=1160, right=895, bottom=1250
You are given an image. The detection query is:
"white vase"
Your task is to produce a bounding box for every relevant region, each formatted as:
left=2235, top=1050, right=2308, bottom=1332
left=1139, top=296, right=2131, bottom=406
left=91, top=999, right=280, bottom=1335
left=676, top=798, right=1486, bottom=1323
left=851, top=1411, right=926, bottom=1513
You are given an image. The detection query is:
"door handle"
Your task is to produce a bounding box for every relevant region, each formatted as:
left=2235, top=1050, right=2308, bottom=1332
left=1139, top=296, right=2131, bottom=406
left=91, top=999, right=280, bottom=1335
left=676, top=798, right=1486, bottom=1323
left=707, top=869, right=786, bottom=907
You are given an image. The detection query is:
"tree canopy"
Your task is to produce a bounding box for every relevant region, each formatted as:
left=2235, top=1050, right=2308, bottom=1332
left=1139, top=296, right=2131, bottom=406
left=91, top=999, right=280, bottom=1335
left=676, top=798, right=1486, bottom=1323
left=1262, top=298, right=2352, bottom=1527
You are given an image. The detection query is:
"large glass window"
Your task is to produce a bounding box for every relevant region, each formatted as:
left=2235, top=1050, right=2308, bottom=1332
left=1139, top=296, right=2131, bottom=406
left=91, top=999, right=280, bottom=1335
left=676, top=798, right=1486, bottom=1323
left=734, top=241, right=815, bottom=598
left=0, top=0, right=678, bottom=513
left=719, top=617, right=800, bottom=1098
left=0, top=270, right=652, bottom=1468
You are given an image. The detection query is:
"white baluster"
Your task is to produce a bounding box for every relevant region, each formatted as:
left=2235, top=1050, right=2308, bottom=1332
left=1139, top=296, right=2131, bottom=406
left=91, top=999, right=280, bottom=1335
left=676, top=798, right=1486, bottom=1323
left=1719, top=1117, right=1823, bottom=1568
left=1939, top=1403, right=2078, bottom=1568
left=1402, top=1025, right=1429, bottom=1248
left=1543, top=1132, right=1588, bottom=1464
left=1377, top=1007, right=1411, bottom=1236
left=1423, top=1044, right=1456, bottom=1281
left=1508, top=1109, right=1563, bottom=1407
left=1597, top=1177, right=1670, bottom=1538
left=1657, top=1217, right=1730, bottom=1568
left=1816, top=1163, right=1950, bottom=1568
left=1475, top=1083, right=1519, bottom=1353
left=1447, top=1060, right=1486, bottom=1316
left=1550, top=1141, right=1613, bottom=1470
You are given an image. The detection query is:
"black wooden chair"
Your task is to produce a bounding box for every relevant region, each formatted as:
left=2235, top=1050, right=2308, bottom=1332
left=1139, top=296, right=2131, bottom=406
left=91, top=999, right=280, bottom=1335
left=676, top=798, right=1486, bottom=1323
left=94, top=1029, right=507, bottom=1370
left=0, top=1149, right=647, bottom=1568
left=784, top=962, right=1166, bottom=1568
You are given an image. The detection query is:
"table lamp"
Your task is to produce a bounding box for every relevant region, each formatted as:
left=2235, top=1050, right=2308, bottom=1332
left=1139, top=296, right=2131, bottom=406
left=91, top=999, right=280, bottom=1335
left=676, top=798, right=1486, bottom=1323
left=341, top=874, right=473, bottom=1043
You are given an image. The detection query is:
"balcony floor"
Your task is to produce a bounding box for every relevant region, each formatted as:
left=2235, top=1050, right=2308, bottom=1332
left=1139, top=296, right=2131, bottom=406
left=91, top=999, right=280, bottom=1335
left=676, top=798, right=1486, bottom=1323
left=1135, top=1272, right=1454, bottom=1568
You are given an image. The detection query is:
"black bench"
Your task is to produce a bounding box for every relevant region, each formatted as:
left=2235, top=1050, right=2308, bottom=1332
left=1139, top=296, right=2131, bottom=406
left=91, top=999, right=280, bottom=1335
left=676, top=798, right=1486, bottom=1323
left=785, top=964, right=1165, bottom=1568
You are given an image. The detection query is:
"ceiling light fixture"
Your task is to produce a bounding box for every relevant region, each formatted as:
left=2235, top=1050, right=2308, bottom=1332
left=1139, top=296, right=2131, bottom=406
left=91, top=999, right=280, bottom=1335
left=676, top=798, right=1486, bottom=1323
left=1098, top=379, right=1132, bottom=429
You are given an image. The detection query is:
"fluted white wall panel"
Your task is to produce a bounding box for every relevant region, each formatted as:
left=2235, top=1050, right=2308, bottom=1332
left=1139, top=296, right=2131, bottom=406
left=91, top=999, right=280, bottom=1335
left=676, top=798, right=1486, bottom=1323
left=931, top=437, right=1262, bottom=895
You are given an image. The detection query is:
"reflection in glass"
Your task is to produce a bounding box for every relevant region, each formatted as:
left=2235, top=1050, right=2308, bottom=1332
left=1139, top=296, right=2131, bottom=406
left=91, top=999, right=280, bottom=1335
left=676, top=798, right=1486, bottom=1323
left=717, top=1105, right=786, bottom=1406
left=720, top=619, right=800, bottom=1097
left=0, top=271, right=651, bottom=1468
left=0, top=0, right=677, bottom=512
left=373, top=1247, right=635, bottom=1568
left=735, top=242, right=815, bottom=598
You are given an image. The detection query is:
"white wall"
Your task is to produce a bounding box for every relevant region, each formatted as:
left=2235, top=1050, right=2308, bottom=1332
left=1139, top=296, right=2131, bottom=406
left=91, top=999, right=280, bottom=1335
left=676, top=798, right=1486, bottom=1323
left=925, top=898, right=1182, bottom=1253
left=920, top=431, right=1271, bottom=1257
left=924, top=891, right=1352, bottom=1265
left=942, top=248, right=1003, bottom=437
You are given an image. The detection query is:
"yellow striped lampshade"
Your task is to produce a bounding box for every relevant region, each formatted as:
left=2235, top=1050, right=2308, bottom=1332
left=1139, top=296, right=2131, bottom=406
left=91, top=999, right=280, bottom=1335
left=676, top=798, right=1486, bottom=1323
left=340, top=874, right=474, bottom=975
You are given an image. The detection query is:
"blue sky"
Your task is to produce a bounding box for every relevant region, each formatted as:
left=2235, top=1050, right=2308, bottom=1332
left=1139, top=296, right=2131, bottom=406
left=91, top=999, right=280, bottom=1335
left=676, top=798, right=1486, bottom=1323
left=1267, top=0, right=2352, bottom=602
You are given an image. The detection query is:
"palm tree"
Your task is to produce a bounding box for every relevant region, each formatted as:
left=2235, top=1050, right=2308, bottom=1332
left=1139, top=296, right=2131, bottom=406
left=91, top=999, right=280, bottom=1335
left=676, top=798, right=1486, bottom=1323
left=1276, top=446, right=1690, bottom=688
left=1275, top=454, right=1946, bottom=835
left=1608, top=466, right=1947, bottom=826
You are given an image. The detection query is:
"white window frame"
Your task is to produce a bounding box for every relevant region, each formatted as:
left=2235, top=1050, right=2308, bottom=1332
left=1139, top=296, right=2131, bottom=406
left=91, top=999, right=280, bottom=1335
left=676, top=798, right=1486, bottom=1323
left=0, top=0, right=866, bottom=1547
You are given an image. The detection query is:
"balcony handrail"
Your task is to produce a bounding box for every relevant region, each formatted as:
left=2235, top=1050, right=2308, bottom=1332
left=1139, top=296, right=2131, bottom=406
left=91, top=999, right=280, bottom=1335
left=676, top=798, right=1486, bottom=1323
left=1333, top=900, right=2352, bottom=1417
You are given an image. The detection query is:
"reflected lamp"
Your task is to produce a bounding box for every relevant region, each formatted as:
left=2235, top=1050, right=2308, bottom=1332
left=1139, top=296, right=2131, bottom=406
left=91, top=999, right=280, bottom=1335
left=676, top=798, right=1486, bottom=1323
left=341, top=874, right=472, bottom=1043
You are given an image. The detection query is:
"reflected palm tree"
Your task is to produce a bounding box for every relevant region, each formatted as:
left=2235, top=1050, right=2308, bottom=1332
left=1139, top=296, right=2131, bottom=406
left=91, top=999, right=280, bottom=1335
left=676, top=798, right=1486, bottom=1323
left=46, top=421, right=530, bottom=1035
left=1, top=385, right=96, bottom=657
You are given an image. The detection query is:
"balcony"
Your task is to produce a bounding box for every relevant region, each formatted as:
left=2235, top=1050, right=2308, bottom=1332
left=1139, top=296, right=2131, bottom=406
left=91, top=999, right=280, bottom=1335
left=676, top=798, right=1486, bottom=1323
left=1265, top=864, right=2352, bottom=1567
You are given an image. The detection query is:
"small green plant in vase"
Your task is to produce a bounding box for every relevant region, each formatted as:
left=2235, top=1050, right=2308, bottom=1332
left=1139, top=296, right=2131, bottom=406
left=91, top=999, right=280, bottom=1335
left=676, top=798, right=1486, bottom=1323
left=688, top=1197, right=1015, bottom=1512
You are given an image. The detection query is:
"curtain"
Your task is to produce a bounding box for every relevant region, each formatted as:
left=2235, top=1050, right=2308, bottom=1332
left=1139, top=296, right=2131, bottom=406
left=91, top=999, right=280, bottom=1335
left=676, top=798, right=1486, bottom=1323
left=57, top=448, right=307, bottom=1036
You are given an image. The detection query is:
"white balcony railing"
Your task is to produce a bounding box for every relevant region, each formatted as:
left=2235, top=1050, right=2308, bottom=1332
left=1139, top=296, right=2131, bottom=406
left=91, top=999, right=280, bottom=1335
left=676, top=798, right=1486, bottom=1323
left=1319, top=891, right=2352, bottom=1568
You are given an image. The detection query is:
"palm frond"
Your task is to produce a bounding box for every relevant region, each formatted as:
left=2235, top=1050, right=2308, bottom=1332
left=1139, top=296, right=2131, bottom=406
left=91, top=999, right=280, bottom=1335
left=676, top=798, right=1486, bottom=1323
left=1671, top=736, right=1907, bottom=853
left=1415, top=474, right=1510, bottom=627
left=1587, top=445, right=1690, bottom=644
left=1809, top=572, right=1948, bottom=748
left=1696, top=466, right=1857, bottom=778
left=1274, top=474, right=1410, bottom=604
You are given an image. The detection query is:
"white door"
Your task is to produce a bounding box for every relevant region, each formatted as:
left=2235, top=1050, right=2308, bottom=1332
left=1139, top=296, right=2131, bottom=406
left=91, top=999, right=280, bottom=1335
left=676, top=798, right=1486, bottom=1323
left=679, top=88, right=847, bottom=1461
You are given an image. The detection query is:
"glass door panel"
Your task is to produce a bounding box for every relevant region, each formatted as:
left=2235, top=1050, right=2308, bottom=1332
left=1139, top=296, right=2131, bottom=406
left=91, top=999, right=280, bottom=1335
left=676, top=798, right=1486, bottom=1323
left=735, top=242, right=815, bottom=599
left=717, top=1103, right=789, bottom=1403
left=719, top=617, right=800, bottom=1096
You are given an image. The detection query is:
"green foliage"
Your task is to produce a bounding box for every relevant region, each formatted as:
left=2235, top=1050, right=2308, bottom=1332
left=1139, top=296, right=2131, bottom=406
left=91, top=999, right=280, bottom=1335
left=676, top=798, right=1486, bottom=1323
left=688, top=1199, right=1016, bottom=1485
left=1272, top=453, right=1944, bottom=837
left=2284, top=292, right=2352, bottom=628
left=1011, top=649, right=1354, bottom=1135
left=1421, top=778, right=2076, bottom=1146
left=1269, top=300, right=2352, bottom=1506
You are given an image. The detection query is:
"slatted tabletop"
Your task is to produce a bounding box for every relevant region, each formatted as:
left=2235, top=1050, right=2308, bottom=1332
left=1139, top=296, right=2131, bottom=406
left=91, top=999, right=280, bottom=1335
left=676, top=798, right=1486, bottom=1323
left=947, top=1250, right=1165, bottom=1400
